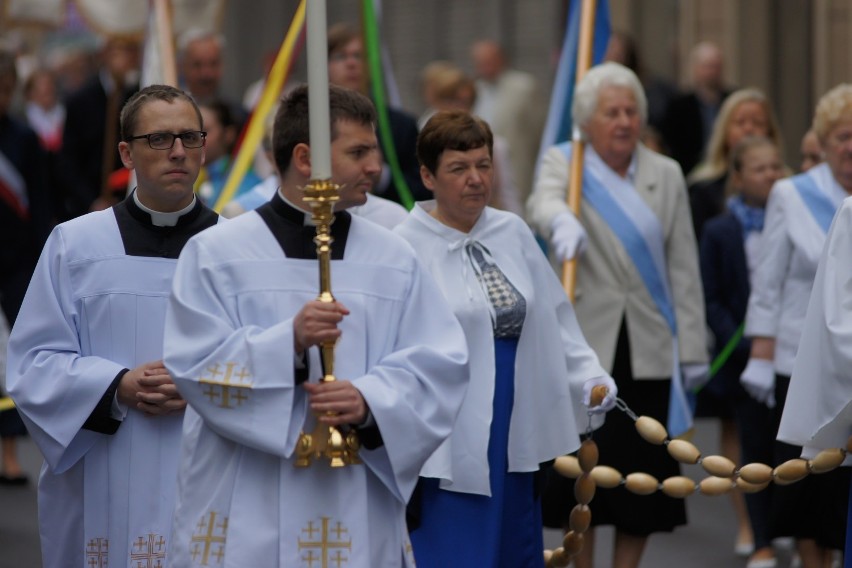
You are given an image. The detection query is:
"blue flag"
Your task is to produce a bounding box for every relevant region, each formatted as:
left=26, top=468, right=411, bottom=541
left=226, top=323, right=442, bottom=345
left=537, top=0, right=611, bottom=166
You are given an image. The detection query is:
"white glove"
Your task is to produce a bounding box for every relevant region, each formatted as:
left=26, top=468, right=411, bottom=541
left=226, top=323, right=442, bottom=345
left=681, top=363, right=710, bottom=393
left=583, top=375, right=618, bottom=414
left=740, top=358, right=776, bottom=408
left=550, top=211, right=588, bottom=261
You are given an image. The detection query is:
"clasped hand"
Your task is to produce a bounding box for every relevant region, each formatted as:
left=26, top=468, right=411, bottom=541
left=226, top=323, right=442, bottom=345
left=118, top=360, right=186, bottom=416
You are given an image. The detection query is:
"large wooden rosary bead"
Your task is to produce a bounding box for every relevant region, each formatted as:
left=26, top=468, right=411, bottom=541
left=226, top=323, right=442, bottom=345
left=701, top=455, right=737, bottom=478
left=667, top=439, right=701, bottom=464
left=549, top=547, right=571, bottom=567
left=699, top=476, right=734, bottom=496
left=589, top=384, right=609, bottom=408
left=809, top=448, right=846, bottom=474
left=574, top=473, right=596, bottom=504
left=590, top=465, right=623, bottom=488
left=554, top=456, right=581, bottom=479
left=661, top=476, right=696, bottom=498
left=773, top=458, right=810, bottom=484
left=625, top=472, right=658, bottom=495
left=736, top=477, right=770, bottom=493
left=569, top=504, right=592, bottom=533
left=738, top=463, right=773, bottom=485
left=578, top=439, right=599, bottom=473
left=635, top=416, right=668, bottom=445
left=562, top=530, right=585, bottom=555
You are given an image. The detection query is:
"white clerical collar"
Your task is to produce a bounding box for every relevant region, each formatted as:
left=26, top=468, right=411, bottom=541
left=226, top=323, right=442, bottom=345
left=278, top=189, right=316, bottom=226
left=133, top=191, right=197, bottom=226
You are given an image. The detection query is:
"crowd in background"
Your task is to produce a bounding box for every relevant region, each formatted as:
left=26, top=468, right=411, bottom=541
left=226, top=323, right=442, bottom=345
left=0, top=19, right=849, bottom=568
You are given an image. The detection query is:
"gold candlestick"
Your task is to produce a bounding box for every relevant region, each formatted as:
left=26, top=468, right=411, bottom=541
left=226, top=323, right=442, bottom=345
left=294, top=178, right=361, bottom=468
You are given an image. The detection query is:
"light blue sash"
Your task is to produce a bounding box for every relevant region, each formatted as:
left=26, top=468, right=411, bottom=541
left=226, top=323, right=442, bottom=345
left=558, top=143, right=693, bottom=436
left=791, top=172, right=834, bottom=234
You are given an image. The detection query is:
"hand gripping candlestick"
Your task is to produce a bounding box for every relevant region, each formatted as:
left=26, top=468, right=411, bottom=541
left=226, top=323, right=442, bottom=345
left=294, top=179, right=361, bottom=468
left=294, top=0, right=360, bottom=468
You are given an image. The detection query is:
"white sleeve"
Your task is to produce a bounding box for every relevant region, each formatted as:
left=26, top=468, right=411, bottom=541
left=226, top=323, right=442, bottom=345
left=164, top=237, right=307, bottom=458
left=7, top=228, right=125, bottom=473
left=746, top=183, right=793, bottom=338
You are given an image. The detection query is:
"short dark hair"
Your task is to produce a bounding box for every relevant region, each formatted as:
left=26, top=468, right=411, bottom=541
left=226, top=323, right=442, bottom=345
left=120, top=85, right=202, bottom=141
left=327, top=22, right=360, bottom=56
left=200, top=99, right=237, bottom=130
left=417, top=110, right=493, bottom=174
left=272, top=84, right=376, bottom=174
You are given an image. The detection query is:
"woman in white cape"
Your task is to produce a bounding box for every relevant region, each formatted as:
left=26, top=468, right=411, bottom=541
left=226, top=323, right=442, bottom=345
left=395, top=110, right=616, bottom=568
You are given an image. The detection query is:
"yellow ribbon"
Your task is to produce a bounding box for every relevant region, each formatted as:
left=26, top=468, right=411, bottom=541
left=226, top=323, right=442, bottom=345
left=212, top=0, right=306, bottom=212
left=0, top=396, right=15, bottom=412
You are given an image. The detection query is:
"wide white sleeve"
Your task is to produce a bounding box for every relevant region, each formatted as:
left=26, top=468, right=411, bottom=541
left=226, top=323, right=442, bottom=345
left=163, top=237, right=307, bottom=458
left=351, top=257, right=469, bottom=501
left=779, top=199, right=852, bottom=450
left=526, top=146, right=572, bottom=238
left=746, top=183, right=793, bottom=338
left=522, top=223, right=608, bottom=429
left=7, top=227, right=126, bottom=473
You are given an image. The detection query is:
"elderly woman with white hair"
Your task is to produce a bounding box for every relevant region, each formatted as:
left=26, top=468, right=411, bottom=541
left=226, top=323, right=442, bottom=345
left=527, top=62, right=708, bottom=568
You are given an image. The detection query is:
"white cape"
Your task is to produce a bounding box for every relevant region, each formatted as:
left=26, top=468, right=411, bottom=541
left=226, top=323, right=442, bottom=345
left=164, top=211, right=468, bottom=567
left=395, top=204, right=607, bottom=496
left=779, top=196, right=852, bottom=463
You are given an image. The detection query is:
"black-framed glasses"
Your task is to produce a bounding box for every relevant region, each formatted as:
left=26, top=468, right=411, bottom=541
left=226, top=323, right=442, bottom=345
left=127, top=130, right=207, bottom=150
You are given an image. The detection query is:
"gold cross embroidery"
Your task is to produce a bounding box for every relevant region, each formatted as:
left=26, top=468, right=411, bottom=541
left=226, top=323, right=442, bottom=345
left=199, top=362, right=253, bottom=408
left=190, top=511, right=227, bottom=566
left=85, top=538, right=109, bottom=568
left=130, top=533, right=166, bottom=568
left=297, top=517, right=352, bottom=568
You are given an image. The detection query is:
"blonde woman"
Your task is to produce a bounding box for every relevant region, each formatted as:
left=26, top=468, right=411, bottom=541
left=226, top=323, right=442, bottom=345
left=688, top=88, right=784, bottom=238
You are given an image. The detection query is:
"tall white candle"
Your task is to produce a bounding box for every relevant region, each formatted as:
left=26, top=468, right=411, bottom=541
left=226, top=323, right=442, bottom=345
left=306, top=0, right=331, bottom=179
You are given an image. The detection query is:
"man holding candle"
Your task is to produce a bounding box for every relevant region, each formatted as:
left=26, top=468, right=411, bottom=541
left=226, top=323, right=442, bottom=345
left=163, top=84, right=469, bottom=567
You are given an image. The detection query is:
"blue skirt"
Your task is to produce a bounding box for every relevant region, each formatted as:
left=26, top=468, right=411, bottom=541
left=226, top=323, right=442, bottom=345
left=410, top=337, right=544, bottom=568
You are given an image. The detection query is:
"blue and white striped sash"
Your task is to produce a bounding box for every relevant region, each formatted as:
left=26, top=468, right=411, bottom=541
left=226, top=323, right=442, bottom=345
left=558, top=143, right=692, bottom=436
left=791, top=172, right=835, bottom=234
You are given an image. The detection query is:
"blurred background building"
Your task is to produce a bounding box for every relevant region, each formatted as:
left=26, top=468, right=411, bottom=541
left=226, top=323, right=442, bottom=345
left=0, top=0, right=849, bottom=174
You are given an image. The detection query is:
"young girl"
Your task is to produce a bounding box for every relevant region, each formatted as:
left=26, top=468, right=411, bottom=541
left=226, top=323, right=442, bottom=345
left=699, top=136, right=784, bottom=568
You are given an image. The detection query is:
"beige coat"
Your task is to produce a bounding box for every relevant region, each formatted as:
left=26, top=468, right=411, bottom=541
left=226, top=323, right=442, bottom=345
left=527, top=143, right=708, bottom=378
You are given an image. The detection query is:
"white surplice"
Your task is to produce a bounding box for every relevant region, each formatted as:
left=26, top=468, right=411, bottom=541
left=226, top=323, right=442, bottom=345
left=778, top=196, right=852, bottom=463
left=394, top=204, right=607, bottom=496
left=7, top=204, right=215, bottom=568
left=163, top=209, right=469, bottom=567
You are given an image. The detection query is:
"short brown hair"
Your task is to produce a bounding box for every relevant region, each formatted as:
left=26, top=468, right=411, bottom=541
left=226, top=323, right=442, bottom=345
left=272, top=84, right=376, bottom=174
left=417, top=110, right=493, bottom=174
left=120, top=84, right=202, bottom=141
left=327, top=22, right=360, bottom=57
